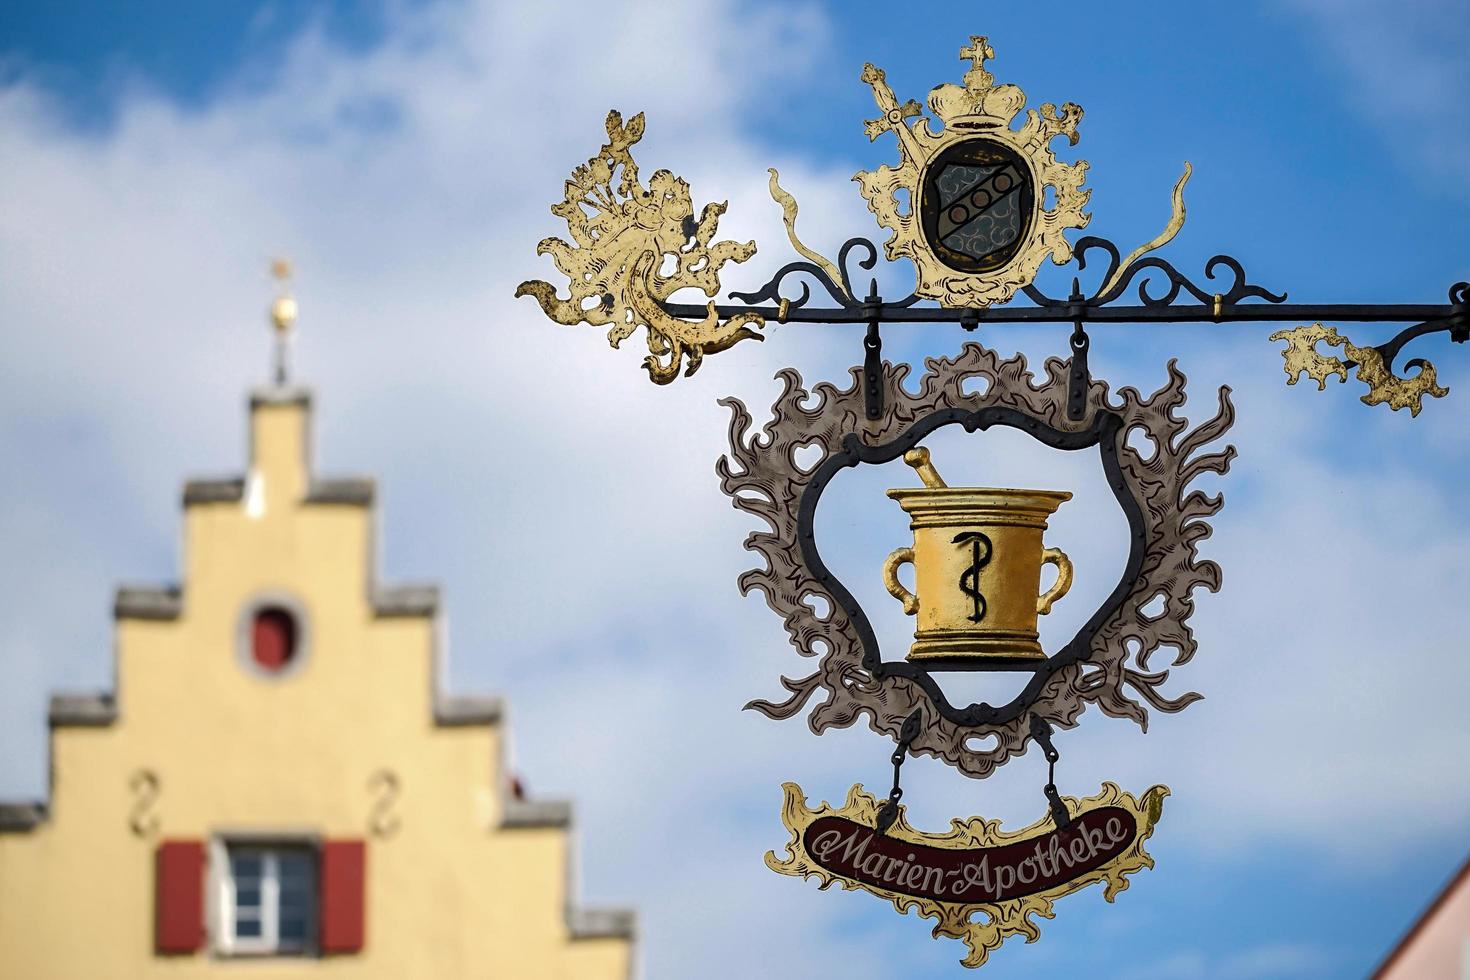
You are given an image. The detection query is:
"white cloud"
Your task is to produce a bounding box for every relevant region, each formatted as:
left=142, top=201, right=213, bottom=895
left=1284, top=0, right=1470, bottom=193
left=2, top=2, right=1469, bottom=976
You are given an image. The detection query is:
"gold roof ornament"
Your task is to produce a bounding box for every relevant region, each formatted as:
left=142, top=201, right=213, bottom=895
left=269, top=258, right=297, bottom=384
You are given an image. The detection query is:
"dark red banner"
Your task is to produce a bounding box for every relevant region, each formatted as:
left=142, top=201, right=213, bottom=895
left=801, top=807, right=1138, bottom=904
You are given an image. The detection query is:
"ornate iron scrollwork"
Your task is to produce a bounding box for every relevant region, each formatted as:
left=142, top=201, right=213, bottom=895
left=518, top=39, right=1464, bottom=417
left=719, top=342, right=1234, bottom=779
left=1021, top=236, right=1287, bottom=311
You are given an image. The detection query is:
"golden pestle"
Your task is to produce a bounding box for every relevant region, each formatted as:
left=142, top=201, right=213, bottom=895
left=903, top=447, right=948, bottom=488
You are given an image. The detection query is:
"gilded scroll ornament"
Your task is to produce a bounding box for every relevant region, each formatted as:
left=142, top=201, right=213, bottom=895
left=854, top=36, right=1090, bottom=307
left=767, top=780, right=1167, bottom=969
left=719, top=343, right=1233, bottom=779
left=516, top=110, right=763, bottom=384
left=767, top=169, right=848, bottom=300
left=1096, top=163, right=1192, bottom=300
left=1270, top=322, right=1449, bottom=416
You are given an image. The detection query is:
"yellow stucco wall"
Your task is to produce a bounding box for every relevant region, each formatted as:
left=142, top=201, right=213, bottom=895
left=0, top=391, right=633, bottom=979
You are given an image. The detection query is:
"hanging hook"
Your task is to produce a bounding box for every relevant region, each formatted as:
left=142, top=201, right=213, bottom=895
left=863, top=278, right=883, bottom=420
left=1066, top=278, right=1090, bottom=422
left=1029, top=715, right=1072, bottom=830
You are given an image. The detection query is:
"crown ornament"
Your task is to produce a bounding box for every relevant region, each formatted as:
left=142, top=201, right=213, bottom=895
left=926, top=36, right=1028, bottom=128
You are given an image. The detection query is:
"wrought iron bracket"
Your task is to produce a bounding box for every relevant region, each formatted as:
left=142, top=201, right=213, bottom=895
left=1368, top=281, right=1470, bottom=372
left=668, top=236, right=1464, bottom=344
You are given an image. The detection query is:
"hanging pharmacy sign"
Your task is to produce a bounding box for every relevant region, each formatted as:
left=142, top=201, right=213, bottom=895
left=767, top=781, right=1166, bottom=969
left=518, top=33, right=1467, bottom=970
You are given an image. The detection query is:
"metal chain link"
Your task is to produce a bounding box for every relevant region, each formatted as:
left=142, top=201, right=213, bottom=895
left=1029, top=715, right=1073, bottom=830
left=874, top=710, right=923, bottom=835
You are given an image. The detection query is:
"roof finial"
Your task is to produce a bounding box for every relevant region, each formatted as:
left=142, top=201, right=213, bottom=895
left=269, top=258, right=297, bottom=385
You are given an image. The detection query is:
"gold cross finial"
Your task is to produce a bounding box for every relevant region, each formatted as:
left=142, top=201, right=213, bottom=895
left=959, top=35, right=995, bottom=92
left=960, top=35, right=993, bottom=68
left=860, top=63, right=924, bottom=144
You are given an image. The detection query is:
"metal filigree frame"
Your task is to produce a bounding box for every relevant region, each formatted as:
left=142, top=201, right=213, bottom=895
left=766, top=780, right=1167, bottom=970
left=719, top=343, right=1233, bottom=778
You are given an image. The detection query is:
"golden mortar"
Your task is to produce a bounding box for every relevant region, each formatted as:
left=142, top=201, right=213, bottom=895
left=882, top=449, right=1073, bottom=668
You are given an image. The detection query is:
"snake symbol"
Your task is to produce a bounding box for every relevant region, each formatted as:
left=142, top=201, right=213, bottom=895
left=953, top=531, right=993, bottom=623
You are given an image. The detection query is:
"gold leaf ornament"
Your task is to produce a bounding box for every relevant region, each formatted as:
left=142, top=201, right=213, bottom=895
left=516, top=110, right=764, bottom=383
left=1271, top=322, right=1449, bottom=415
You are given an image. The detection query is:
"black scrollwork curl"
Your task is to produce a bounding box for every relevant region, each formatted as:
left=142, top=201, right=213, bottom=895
left=1022, top=236, right=1286, bottom=310
left=1367, top=282, right=1470, bottom=372
left=837, top=237, right=878, bottom=300
left=729, top=261, right=851, bottom=311
left=729, top=237, right=903, bottom=310
left=1450, top=281, right=1469, bottom=343
left=1021, top=237, right=1120, bottom=307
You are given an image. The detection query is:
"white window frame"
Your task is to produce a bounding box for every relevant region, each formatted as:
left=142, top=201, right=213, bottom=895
left=211, top=838, right=318, bottom=957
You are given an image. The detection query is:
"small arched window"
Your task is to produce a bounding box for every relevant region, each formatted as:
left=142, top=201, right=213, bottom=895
left=250, top=607, right=298, bottom=672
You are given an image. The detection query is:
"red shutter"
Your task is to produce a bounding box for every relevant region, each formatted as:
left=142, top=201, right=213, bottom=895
left=319, top=839, right=366, bottom=953
left=155, top=840, right=205, bottom=954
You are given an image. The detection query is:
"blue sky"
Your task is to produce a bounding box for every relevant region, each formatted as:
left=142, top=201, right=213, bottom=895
left=1, top=1, right=1468, bottom=976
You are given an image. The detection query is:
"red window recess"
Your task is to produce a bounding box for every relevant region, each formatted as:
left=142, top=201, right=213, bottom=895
left=251, top=607, right=297, bottom=671
left=319, top=839, right=366, bottom=953
left=155, top=840, right=205, bottom=954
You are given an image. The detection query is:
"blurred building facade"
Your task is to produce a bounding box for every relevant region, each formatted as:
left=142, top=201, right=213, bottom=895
left=0, top=362, right=634, bottom=976
left=1374, top=853, right=1470, bottom=979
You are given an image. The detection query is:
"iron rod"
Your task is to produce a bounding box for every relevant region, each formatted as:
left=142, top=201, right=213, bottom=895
left=665, top=301, right=1459, bottom=326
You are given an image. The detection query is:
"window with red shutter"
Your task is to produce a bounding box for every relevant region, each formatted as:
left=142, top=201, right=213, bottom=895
left=155, top=839, right=205, bottom=954
left=220, top=843, right=317, bottom=955
left=319, top=839, right=366, bottom=953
